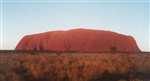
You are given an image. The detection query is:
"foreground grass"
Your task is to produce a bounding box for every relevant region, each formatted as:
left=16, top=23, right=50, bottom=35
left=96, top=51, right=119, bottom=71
left=0, top=51, right=150, bottom=81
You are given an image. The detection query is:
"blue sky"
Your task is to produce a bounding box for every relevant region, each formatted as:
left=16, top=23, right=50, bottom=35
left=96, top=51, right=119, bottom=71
left=0, top=0, right=149, bottom=51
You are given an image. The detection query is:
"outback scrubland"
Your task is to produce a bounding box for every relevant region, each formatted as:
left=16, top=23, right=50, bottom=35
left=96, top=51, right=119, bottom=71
left=0, top=51, right=150, bottom=81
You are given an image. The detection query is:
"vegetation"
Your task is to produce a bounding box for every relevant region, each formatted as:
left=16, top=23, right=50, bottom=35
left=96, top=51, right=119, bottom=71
left=0, top=52, right=150, bottom=81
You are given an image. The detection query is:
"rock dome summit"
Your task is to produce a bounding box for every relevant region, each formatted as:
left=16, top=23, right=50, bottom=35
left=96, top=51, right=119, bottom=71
left=15, top=29, right=140, bottom=52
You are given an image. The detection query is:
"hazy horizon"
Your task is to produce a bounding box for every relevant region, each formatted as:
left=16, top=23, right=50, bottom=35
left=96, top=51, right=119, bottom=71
left=0, top=0, right=149, bottom=51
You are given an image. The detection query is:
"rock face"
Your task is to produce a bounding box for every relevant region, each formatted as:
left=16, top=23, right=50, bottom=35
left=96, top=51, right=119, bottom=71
left=15, top=29, right=140, bottom=52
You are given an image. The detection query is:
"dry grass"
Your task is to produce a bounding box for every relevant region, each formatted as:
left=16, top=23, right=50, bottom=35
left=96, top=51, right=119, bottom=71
left=0, top=51, right=150, bottom=81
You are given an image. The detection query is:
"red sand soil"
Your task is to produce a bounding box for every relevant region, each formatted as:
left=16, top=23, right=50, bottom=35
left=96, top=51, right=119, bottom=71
left=15, top=29, right=140, bottom=52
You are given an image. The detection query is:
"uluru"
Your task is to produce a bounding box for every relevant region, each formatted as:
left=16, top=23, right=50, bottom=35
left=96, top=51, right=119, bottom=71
left=15, top=29, right=140, bottom=52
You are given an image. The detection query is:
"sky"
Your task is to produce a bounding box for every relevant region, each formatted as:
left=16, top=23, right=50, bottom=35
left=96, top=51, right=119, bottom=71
left=0, top=0, right=149, bottom=51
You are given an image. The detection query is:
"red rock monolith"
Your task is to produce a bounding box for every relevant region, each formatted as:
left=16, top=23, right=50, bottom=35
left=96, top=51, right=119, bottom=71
left=15, top=29, right=140, bottom=52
